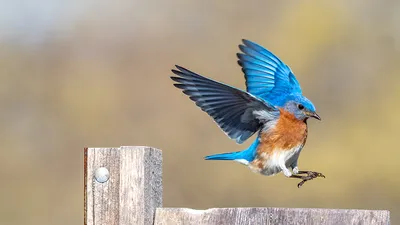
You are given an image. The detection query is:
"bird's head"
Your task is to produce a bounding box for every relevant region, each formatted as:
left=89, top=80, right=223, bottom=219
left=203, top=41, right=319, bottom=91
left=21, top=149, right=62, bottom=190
left=282, top=94, right=320, bottom=121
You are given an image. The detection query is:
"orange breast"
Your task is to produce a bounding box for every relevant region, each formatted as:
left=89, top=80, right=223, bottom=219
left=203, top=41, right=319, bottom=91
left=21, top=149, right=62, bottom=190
left=257, top=108, right=308, bottom=155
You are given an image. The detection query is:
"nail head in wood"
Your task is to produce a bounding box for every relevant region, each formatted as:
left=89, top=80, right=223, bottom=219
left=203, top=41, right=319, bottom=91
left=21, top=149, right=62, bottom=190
left=94, top=167, right=110, bottom=183
left=84, top=146, right=163, bottom=225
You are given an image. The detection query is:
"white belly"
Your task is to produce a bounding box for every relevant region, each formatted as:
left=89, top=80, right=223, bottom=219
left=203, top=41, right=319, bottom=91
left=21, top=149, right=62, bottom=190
left=259, top=145, right=303, bottom=176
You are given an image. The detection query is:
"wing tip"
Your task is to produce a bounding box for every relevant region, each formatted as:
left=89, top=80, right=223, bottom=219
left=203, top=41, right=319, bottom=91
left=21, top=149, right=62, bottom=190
left=238, top=44, right=246, bottom=53
left=170, top=75, right=180, bottom=82
left=171, top=65, right=188, bottom=73
left=174, top=64, right=184, bottom=70
left=241, top=39, right=252, bottom=46
left=173, top=83, right=185, bottom=89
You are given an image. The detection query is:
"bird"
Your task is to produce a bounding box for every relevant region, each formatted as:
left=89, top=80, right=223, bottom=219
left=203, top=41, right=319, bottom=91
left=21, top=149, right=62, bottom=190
left=170, top=39, right=324, bottom=187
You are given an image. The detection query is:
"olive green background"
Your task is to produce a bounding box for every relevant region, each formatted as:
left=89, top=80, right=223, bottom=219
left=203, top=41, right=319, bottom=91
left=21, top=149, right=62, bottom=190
left=1, top=1, right=399, bottom=224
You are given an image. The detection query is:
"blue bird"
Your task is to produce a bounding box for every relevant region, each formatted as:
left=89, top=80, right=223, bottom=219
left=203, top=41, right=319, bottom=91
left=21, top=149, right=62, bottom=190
left=171, top=39, right=324, bottom=187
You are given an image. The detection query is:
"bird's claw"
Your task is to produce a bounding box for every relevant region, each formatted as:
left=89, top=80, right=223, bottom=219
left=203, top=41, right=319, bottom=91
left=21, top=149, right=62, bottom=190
left=297, top=171, right=325, bottom=188
left=309, top=171, right=325, bottom=178
left=297, top=180, right=307, bottom=188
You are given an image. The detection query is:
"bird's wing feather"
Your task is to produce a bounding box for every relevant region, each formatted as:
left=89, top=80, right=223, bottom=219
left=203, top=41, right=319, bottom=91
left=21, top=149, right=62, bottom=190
left=237, top=39, right=302, bottom=105
left=171, top=65, right=279, bottom=144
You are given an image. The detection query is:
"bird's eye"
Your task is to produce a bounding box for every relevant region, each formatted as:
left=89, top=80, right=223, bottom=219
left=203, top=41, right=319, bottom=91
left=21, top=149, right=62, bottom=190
left=298, top=104, right=304, bottom=110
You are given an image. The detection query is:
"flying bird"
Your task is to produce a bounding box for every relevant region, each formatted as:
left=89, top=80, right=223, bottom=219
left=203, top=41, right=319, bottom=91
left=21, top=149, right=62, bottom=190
left=171, top=39, right=324, bottom=187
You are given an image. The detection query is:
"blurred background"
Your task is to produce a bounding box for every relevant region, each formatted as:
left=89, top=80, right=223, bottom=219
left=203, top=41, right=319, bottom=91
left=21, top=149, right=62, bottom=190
left=1, top=0, right=399, bottom=224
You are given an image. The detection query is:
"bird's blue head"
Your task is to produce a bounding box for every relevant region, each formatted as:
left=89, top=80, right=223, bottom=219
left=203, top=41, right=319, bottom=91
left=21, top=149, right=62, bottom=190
left=282, top=94, right=321, bottom=121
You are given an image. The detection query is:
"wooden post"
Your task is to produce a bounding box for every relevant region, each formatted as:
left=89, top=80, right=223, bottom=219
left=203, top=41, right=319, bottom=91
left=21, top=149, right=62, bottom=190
left=84, top=146, right=390, bottom=225
left=84, top=146, right=162, bottom=225
left=154, top=207, right=390, bottom=225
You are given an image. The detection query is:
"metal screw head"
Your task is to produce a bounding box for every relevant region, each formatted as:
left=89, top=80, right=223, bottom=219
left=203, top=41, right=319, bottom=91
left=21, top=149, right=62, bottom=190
left=94, top=167, right=110, bottom=183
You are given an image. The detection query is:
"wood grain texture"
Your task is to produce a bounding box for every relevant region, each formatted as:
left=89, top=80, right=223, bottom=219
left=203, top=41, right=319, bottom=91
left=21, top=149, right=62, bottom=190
left=84, top=146, right=162, bottom=225
left=154, top=207, right=390, bottom=225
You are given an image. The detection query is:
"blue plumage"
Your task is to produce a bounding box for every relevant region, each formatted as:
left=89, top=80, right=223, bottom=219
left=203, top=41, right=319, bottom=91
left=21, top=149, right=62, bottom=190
left=238, top=39, right=302, bottom=106
left=171, top=40, right=323, bottom=186
left=171, top=65, right=279, bottom=144
left=205, top=137, right=259, bottom=162
left=204, top=151, right=242, bottom=161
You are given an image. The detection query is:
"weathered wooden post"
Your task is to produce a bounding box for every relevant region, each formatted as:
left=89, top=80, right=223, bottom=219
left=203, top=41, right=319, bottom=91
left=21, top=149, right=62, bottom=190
left=84, top=146, right=162, bottom=225
left=155, top=208, right=390, bottom=225
left=84, top=146, right=390, bottom=225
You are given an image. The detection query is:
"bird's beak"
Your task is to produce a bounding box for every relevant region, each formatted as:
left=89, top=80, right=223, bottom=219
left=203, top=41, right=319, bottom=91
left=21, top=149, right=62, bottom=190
left=306, top=111, right=321, bottom=120
left=311, top=112, right=321, bottom=121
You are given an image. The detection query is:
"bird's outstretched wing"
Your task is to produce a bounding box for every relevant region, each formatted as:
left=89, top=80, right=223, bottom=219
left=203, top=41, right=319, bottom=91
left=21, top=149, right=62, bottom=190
left=171, top=65, right=279, bottom=144
left=237, top=39, right=302, bottom=106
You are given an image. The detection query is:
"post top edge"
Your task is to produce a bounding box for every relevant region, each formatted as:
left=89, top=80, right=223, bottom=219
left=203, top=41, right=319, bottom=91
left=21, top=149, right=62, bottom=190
left=156, top=207, right=390, bottom=214
left=85, top=146, right=162, bottom=151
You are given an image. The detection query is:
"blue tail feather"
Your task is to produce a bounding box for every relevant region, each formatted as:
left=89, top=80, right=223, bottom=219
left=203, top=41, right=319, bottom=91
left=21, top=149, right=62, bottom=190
left=205, top=152, right=241, bottom=160
left=204, top=138, right=260, bottom=162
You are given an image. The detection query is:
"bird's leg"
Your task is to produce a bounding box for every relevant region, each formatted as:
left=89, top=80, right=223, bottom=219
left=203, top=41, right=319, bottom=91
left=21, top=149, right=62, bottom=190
left=290, top=161, right=299, bottom=174
left=297, top=170, right=325, bottom=178
left=289, top=171, right=325, bottom=188
left=289, top=174, right=311, bottom=188
left=289, top=174, right=317, bottom=188
left=279, top=163, right=292, bottom=177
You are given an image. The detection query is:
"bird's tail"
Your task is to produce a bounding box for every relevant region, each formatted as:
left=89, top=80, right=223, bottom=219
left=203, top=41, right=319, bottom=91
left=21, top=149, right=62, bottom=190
left=204, top=138, right=259, bottom=161
left=204, top=151, right=242, bottom=161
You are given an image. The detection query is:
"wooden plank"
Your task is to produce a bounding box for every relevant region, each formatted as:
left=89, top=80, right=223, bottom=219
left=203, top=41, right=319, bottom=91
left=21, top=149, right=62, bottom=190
left=154, top=207, right=390, bottom=225
left=84, top=146, right=162, bottom=225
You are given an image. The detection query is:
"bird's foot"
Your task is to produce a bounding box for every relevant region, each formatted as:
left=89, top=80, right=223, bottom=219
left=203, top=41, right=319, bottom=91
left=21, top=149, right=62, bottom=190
left=290, top=171, right=325, bottom=188
left=283, top=169, right=293, bottom=177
